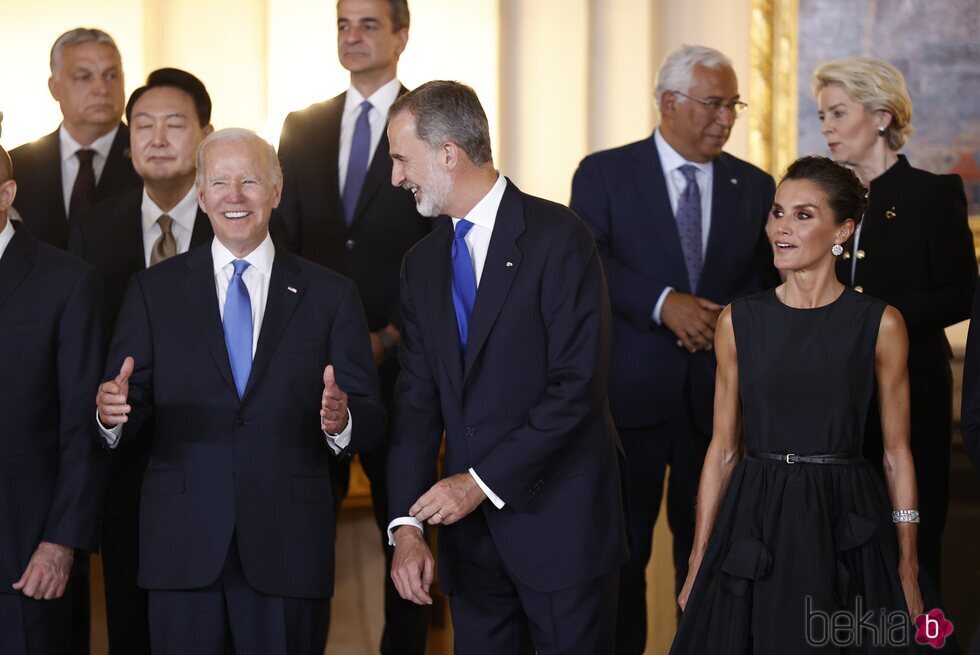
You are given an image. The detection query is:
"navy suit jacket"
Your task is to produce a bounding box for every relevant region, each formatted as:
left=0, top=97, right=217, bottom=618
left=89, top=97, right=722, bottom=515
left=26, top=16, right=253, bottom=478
left=387, top=180, right=628, bottom=593
left=0, top=223, right=107, bottom=592
left=105, top=241, right=385, bottom=598
left=570, top=135, right=776, bottom=432
left=10, top=126, right=141, bottom=249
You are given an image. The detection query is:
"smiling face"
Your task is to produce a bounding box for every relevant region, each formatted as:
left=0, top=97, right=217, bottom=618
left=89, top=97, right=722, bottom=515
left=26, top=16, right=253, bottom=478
left=337, top=0, right=407, bottom=81
left=660, top=63, right=739, bottom=163
left=388, top=111, right=453, bottom=217
left=48, top=41, right=124, bottom=143
left=767, top=178, right=854, bottom=272
left=130, top=86, right=211, bottom=188
left=817, top=83, right=887, bottom=167
left=198, top=138, right=281, bottom=257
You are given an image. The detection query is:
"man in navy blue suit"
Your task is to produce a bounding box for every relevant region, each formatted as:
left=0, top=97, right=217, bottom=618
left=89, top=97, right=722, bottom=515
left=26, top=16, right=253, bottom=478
left=95, top=129, right=385, bottom=654
left=570, top=44, right=776, bottom=655
left=0, top=145, right=107, bottom=655
left=385, top=81, right=628, bottom=654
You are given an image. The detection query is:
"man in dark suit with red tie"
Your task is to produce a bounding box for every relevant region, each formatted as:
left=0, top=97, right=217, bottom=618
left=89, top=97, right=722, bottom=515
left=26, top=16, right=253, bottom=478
left=275, top=1, right=431, bottom=650
left=0, top=146, right=107, bottom=655
left=95, top=129, right=385, bottom=654
left=10, top=28, right=140, bottom=250
left=386, top=81, right=628, bottom=655
left=69, top=67, right=215, bottom=655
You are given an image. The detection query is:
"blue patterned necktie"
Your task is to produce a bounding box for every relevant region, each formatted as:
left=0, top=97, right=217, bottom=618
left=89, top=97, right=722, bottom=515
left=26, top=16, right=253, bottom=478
left=343, top=100, right=373, bottom=226
left=223, top=259, right=252, bottom=398
left=675, top=164, right=703, bottom=292
left=451, top=219, right=477, bottom=352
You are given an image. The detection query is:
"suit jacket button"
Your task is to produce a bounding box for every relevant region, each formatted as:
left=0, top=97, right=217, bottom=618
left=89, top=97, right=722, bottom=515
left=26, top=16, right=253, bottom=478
left=465, top=426, right=475, bottom=437
left=854, top=285, right=864, bottom=293
left=345, top=239, right=355, bottom=251
left=856, top=249, right=866, bottom=260
left=235, top=417, right=245, bottom=426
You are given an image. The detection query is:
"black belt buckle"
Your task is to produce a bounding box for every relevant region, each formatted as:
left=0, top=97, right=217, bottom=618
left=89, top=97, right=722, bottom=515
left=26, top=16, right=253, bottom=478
left=785, top=453, right=796, bottom=464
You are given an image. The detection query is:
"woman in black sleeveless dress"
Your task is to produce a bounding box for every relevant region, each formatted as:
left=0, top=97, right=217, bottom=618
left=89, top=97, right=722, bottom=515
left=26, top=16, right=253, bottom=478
left=669, top=157, right=949, bottom=653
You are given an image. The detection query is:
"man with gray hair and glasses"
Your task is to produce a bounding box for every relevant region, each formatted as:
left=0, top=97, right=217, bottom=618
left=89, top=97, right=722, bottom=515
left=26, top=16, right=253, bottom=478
left=571, top=43, right=776, bottom=654
left=10, top=27, right=140, bottom=250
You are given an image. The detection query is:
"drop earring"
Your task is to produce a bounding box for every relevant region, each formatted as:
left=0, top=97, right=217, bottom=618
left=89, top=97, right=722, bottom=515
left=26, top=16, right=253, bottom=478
left=877, top=127, right=885, bottom=137
left=831, top=243, right=844, bottom=256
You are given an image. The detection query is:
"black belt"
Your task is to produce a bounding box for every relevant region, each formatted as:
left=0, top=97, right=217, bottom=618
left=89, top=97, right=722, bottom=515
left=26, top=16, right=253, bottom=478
left=747, top=450, right=864, bottom=465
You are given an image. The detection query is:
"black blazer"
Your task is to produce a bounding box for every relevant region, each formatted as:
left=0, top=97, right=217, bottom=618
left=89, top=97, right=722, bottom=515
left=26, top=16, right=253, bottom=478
left=0, top=223, right=107, bottom=592
left=960, top=285, right=980, bottom=480
left=9, top=125, right=141, bottom=249
left=387, top=180, right=628, bottom=593
left=105, top=242, right=385, bottom=598
left=570, top=135, right=776, bottom=433
left=68, top=187, right=214, bottom=519
left=276, top=89, right=433, bottom=335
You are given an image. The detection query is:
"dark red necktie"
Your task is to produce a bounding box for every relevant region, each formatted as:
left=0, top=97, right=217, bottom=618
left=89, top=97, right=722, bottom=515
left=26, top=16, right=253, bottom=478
left=69, top=148, right=96, bottom=221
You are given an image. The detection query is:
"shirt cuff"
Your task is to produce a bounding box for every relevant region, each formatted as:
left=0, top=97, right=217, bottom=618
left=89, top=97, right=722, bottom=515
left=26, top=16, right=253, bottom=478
left=469, top=468, right=505, bottom=509
left=652, top=286, right=674, bottom=325
left=323, top=409, right=353, bottom=454
left=96, top=409, right=123, bottom=449
left=387, top=517, right=424, bottom=546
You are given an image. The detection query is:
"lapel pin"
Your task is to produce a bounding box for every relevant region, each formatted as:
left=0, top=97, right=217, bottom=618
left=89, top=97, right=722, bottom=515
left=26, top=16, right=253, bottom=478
left=885, top=207, right=896, bottom=219
left=730, top=178, right=738, bottom=185
left=287, top=286, right=298, bottom=294
left=505, top=261, right=514, bottom=267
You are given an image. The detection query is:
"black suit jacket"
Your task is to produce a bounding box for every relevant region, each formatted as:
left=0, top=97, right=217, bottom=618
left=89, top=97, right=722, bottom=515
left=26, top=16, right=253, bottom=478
left=570, top=135, right=776, bottom=433
left=0, top=223, right=107, bottom=592
left=276, top=89, right=433, bottom=339
left=69, top=187, right=214, bottom=519
left=10, top=125, right=141, bottom=249
left=960, top=283, right=980, bottom=480
left=105, top=241, right=384, bottom=598
left=387, top=180, right=628, bottom=593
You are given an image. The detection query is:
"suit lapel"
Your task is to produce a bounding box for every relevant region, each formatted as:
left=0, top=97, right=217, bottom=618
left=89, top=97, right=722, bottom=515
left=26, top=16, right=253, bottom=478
left=633, top=139, right=689, bottom=292
left=317, top=96, right=345, bottom=225
left=181, top=245, right=237, bottom=395
left=243, top=247, right=303, bottom=400
left=189, top=207, right=214, bottom=247
left=0, top=226, right=35, bottom=313
left=700, top=154, right=739, bottom=293
left=462, top=182, right=525, bottom=383
left=119, top=191, right=147, bottom=274
left=39, top=130, right=68, bottom=224
left=429, top=222, right=464, bottom=398
left=96, top=124, right=133, bottom=198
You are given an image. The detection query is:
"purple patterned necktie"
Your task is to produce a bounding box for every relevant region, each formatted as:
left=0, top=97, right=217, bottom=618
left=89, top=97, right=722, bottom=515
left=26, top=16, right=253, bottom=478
left=675, top=164, right=703, bottom=293
left=343, top=100, right=373, bottom=226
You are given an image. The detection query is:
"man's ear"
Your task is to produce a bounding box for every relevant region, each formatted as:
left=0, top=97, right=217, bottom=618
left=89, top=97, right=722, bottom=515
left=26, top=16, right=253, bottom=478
left=0, top=179, right=17, bottom=213
left=659, top=90, right=677, bottom=118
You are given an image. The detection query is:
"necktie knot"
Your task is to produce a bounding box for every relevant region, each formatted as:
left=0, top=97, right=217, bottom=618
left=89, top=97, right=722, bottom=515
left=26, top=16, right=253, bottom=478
left=157, top=213, right=173, bottom=234
left=678, top=164, right=699, bottom=184
left=454, top=219, right=474, bottom=241
left=359, top=100, right=373, bottom=115
left=232, top=259, right=250, bottom=278
left=76, top=148, right=95, bottom=165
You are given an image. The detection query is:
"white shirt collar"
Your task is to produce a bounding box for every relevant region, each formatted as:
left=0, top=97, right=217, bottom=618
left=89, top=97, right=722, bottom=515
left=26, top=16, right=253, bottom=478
left=344, top=78, right=401, bottom=121
left=0, top=218, right=15, bottom=260
left=453, top=173, right=507, bottom=231
left=141, top=185, right=200, bottom=235
left=211, top=232, right=275, bottom=277
left=59, top=124, right=118, bottom=163
left=654, top=128, right=712, bottom=178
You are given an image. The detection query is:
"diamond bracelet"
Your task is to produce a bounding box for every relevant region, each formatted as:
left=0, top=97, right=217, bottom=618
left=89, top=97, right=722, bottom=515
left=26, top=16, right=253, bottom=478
left=892, top=509, right=920, bottom=523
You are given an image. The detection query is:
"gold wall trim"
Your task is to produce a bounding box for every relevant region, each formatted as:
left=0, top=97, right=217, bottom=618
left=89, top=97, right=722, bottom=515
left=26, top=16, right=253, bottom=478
left=750, top=0, right=798, bottom=177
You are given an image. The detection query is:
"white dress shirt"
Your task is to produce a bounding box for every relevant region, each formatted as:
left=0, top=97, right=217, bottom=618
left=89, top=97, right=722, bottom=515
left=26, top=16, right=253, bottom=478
left=387, top=174, right=508, bottom=545
left=141, top=186, right=199, bottom=267
left=99, top=233, right=352, bottom=453
left=338, top=78, right=401, bottom=194
left=59, top=124, right=118, bottom=215
left=651, top=128, right=715, bottom=324
left=0, top=218, right=15, bottom=259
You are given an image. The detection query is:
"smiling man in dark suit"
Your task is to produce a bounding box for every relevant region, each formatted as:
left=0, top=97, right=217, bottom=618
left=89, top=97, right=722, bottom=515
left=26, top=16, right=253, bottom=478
left=276, top=2, right=431, bottom=651
left=570, top=44, right=776, bottom=654
left=10, top=28, right=140, bottom=250
left=0, top=145, right=107, bottom=655
left=95, top=129, right=384, bottom=654
left=69, top=67, right=214, bottom=655
left=386, top=81, right=628, bottom=655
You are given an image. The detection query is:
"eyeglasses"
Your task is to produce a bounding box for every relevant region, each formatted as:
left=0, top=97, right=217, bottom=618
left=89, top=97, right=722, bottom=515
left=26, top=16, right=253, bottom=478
left=673, top=91, right=747, bottom=117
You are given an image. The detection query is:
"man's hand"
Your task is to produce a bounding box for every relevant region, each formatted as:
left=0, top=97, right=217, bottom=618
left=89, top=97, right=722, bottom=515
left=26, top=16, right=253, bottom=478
left=391, top=526, right=435, bottom=605
left=97, top=356, right=134, bottom=427
left=12, top=541, right=74, bottom=600
left=410, top=473, right=487, bottom=526
left=320, top=365, right=349, bottom=434
left=660, top=292, right=723, bottom=353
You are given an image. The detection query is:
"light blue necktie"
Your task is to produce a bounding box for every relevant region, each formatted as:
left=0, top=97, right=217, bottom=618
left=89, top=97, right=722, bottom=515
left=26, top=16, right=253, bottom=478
left=223, top=259, right=252, bottom=398
left=343, top=100, right=373, bottom=226
left=451, top=220, right=477, bottom=353
left=675, top=164, right=703, bottom=293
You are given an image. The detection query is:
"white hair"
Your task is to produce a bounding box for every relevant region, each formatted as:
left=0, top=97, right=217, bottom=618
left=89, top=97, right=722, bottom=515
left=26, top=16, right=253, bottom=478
left=195, top=128, right=282, bottom=188
left=654, top=44, right=733, bottom=102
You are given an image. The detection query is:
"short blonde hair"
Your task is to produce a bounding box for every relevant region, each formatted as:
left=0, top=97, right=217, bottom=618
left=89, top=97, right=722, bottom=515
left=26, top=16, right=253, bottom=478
left=813, top=56, right=913, bottom=150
